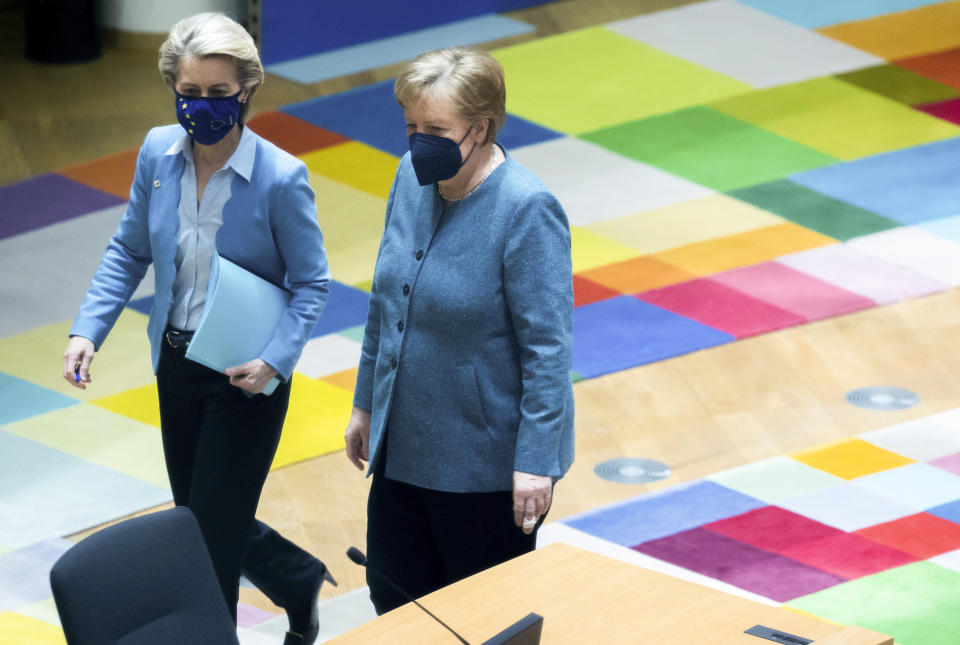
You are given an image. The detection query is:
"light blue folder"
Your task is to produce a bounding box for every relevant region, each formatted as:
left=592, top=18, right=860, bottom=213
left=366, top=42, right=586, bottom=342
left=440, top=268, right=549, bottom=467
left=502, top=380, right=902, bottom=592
left=185, top=255, right=287, bottom=396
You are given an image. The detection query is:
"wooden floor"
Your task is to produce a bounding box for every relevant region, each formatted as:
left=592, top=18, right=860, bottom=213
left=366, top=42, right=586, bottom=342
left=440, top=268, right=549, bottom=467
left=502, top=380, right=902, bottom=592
left=249, top=288, right=960, bottom=603
left=5, top=0, right=960, bottom=613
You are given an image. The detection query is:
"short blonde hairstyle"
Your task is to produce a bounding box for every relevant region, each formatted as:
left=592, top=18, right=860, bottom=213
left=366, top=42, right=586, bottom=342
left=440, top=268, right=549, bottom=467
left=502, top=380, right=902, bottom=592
left=395, top=47, right=506, bottom=145
left=158, top=12, right=263, bottom=121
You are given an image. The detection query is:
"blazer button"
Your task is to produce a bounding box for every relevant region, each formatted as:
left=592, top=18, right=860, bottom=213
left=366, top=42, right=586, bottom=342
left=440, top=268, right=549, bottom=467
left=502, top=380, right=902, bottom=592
left=415, top=250, right=424, bottom=261
left=402, top=284, right=410, bottom=296
left=397, top=320, right=405, bottom=332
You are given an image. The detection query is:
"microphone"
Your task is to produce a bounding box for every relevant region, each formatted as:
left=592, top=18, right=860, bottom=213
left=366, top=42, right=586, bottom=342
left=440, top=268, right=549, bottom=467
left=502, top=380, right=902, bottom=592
left=346, top=546, right=471, bottom=645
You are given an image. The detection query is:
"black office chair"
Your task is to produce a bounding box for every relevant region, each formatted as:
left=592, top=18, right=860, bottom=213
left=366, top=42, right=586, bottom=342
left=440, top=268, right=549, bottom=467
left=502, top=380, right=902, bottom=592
left=50, top=507, right=240, bottom=645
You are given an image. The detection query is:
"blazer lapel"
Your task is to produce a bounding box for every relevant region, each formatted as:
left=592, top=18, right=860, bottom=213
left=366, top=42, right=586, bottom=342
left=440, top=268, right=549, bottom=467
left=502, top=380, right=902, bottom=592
left=148, top=152, right=184, bottom=274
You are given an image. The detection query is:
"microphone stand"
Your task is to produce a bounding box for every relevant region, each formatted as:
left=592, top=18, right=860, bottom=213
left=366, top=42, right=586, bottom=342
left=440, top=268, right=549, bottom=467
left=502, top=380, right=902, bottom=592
left=347, top=547, right=471, bottom=645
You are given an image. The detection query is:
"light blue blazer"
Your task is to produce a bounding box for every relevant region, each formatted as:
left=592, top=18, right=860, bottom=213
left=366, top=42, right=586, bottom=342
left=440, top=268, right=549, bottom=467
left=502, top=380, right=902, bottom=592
left=353, top=149, right=575, bottom=493
left=70, top=124, right=329, bottom=380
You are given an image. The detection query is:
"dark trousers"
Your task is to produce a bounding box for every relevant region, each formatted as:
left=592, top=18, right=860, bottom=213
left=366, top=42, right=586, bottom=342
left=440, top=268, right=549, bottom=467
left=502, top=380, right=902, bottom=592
left=365, top=464, right=542, bottom=615
left=156, top=340, right=317, bottom=622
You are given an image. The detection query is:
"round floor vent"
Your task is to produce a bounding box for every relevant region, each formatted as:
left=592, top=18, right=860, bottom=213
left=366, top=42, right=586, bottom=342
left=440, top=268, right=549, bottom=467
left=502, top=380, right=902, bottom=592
left=594, top=458, right=672, bottom=484
left=845, top=386, right=919, bottom=411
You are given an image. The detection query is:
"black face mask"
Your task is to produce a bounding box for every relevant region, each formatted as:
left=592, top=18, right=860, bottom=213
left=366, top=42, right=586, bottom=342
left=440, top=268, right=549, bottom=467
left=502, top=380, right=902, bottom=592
left=408, top=126, right=476, bottom=186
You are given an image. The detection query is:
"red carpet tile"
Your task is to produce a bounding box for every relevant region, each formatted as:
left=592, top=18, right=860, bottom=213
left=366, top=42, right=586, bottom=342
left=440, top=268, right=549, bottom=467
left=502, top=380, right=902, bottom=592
left=855, top=512, right=960, bottom=559
left=638, top=278, right=805, bottom=338
left=780, top=532, right=917, bottom=579
left=573, top=274, right=620, bottom=306
left=247, top=111, right=350, bottom=156
left=916, top=96, right=960, bottom=125
left=706, top=506, right=841, bottom=552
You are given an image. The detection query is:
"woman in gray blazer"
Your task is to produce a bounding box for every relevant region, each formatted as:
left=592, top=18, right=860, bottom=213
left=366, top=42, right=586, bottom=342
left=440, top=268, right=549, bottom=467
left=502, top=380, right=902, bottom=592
left=344, top=46, right=575, bottom=614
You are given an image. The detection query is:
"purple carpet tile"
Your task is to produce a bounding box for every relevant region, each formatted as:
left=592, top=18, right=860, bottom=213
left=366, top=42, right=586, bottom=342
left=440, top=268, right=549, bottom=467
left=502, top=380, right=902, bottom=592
left=0, top=538, right=73, bottom=609
left=237, top=602, right=278, bottom=629
left=0, top=173, right=124, bottom=240
left=634, top=527, right=848, bottom=602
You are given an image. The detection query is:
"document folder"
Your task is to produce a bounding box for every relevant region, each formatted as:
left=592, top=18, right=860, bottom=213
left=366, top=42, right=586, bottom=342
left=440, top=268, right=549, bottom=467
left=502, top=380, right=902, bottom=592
left=185, top=254, right=287, bottom=396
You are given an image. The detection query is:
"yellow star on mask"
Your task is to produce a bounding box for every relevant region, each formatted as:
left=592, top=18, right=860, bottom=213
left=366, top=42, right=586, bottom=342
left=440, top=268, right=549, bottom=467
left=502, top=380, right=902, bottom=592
left=188, top=129, right=194, bottom=134
left=185, top=113, right=190, bottom=118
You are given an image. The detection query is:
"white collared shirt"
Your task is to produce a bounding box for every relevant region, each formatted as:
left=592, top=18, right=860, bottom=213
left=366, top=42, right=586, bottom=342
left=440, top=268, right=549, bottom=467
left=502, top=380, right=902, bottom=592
left=165, top=126, right=255, bottom=330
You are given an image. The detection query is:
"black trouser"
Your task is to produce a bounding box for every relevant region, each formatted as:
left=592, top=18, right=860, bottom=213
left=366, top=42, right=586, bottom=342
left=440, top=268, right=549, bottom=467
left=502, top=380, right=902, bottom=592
left=365, top=460, right=542, bottom=615
left=156, top=338, right=317, bottom=622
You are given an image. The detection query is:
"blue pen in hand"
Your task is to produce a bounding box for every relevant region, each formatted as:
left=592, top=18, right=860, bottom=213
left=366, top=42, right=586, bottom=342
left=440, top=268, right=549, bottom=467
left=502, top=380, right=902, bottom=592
left=74, top=364, right=81, bottom=383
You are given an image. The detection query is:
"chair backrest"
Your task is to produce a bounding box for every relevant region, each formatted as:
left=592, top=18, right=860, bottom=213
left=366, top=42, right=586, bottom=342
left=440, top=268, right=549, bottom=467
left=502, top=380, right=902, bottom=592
left=50, top=507, right=240, bottom=645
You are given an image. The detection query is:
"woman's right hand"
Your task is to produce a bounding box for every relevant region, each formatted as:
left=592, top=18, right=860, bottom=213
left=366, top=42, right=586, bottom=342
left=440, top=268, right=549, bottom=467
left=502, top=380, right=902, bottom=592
left=344, top=406, right=372, bottom=471
left=63, top=336, right=96, bottom=390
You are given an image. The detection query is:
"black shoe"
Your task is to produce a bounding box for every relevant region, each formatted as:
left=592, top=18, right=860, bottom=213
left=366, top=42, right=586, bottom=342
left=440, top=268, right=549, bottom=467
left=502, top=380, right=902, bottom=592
left=283, top=563, right=337, bottom=645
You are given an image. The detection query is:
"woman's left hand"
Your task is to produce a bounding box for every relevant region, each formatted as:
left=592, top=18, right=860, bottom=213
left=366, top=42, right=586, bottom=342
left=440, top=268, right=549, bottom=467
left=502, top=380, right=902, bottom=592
left=513, top=471, right=552, bottom=534
left=224, top=358, right=278, bottom=394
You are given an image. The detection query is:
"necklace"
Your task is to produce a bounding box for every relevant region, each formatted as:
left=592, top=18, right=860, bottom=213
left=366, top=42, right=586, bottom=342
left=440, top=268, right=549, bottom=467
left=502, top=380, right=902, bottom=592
left=439, top=146, right=502, bottom=202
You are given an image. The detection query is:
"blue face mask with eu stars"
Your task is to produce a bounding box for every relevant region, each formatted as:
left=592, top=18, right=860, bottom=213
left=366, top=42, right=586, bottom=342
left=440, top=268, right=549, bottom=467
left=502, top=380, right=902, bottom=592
left=408, top=126, right=476, bottom=186
left=175, top=91, right=242, bottom=145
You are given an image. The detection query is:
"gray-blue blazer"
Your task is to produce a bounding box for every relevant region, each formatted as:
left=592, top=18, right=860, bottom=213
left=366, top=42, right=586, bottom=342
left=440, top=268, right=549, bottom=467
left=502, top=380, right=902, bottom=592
left=353, top=147, right=575, bottom=493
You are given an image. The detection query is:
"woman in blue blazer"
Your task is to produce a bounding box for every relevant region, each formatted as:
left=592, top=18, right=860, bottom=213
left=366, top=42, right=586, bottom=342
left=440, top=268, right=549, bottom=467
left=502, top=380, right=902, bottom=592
left=344, top=46, right=575, bottom=614
left=61, top=13, right=333, bottom=645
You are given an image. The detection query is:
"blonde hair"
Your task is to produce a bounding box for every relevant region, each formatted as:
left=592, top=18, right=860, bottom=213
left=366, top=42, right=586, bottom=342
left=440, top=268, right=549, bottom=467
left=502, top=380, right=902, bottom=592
left=395, top=47, right=506, bottom=145
left=158, top=12, right=263, bottom=121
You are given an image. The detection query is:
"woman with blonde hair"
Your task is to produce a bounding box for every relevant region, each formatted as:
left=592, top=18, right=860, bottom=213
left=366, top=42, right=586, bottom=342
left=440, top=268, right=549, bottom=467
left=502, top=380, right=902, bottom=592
left=63, top=13, right=334, bottom=644
left=344, top=46, right=575, bottom=614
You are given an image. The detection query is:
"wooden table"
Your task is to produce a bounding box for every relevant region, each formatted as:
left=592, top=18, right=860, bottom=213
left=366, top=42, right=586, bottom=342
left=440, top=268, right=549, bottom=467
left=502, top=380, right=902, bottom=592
left=326, top=543, right=893, bottom=644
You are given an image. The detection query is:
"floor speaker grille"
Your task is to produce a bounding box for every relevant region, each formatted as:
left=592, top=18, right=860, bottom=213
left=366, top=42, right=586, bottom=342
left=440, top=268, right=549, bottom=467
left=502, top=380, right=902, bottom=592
left=594, top=458, right=672, bottom=484
left=845, top=386, right=919, bottom=410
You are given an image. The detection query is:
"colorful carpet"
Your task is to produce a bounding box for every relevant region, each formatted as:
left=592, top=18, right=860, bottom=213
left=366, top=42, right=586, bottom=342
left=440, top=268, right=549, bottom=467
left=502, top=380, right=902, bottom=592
left=3, top=0, right=960, bottom=641
left=563, top=408, right=960, bottom=644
